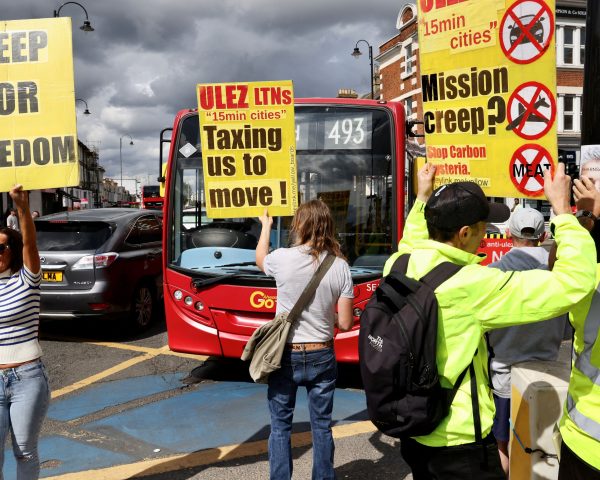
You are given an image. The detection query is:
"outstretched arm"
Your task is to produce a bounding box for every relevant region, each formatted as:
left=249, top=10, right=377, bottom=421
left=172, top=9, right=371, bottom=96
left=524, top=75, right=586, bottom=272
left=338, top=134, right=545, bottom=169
left=9, top=185, right=40, bottom=274
left=255, top=208, right=272, bottom=272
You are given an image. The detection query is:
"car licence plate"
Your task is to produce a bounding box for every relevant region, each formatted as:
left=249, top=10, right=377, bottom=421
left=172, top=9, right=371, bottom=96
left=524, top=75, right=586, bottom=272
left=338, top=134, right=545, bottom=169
left=42, top=271, right=63, bottom=282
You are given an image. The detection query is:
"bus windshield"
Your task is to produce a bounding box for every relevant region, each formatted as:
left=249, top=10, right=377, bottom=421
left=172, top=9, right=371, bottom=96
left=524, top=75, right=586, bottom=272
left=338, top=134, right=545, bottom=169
left=143, top=186, right=160, bottom=198
left=168, top=105, right=395, bottom=272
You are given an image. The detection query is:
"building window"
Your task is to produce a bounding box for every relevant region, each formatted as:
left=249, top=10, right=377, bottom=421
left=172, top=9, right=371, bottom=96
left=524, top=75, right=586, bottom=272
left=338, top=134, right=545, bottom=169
left=580, top=27, right=586, bottom=63
left=401, top=37, right=416, bottom=79
left=557, top=22, right=585, bottom=66
left=405, top=99, right=413, bottom=119
left=405, top=44, right=413, bottom=74
left=563, top=95, right=574, bottom=130
left=564, top=26, right=574, bottom=64
left=558, top=93, right=582, bottom=133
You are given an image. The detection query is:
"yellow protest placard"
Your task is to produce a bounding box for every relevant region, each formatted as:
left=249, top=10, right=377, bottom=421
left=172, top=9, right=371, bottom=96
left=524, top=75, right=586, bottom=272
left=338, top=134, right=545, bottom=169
left=196, top=80, right=298, bottom=218
left=0, top=18, right=79, bottom=192
left=417, top=0, right=557, bottom=198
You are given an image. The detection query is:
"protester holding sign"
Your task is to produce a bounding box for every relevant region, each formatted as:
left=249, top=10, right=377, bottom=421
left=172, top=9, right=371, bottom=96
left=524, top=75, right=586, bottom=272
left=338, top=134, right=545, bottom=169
left=557, top=176, right=600, bottom=479
left=256, top=202, right=353, bottom=480
left=382, top=163, right=595, bottom=479
left=488, top=207, right=567, bottom=476
left=0, top=185, right=50, bottom=480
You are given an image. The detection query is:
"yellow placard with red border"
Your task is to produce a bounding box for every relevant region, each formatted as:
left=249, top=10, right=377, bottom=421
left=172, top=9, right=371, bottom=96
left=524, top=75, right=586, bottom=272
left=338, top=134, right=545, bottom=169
left=417, top=0, right=557, bottom=198
left=0, top=18, right=79, bottom=192
left=196, top=80, right=298, bottom=218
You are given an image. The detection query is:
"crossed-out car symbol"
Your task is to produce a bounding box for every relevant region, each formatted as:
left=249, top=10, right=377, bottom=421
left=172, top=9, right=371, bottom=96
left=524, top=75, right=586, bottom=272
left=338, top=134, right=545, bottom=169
left=508, top=15, right=545, bottom=46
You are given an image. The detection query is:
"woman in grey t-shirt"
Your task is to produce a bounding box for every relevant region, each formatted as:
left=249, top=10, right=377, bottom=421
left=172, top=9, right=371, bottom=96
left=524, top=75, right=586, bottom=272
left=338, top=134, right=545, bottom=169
left=256, top=200, right=353, bottom=480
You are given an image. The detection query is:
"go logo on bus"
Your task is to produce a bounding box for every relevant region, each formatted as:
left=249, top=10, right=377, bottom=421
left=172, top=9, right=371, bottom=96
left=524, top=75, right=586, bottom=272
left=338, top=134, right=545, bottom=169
left=250, top=291, right=277, bottom=309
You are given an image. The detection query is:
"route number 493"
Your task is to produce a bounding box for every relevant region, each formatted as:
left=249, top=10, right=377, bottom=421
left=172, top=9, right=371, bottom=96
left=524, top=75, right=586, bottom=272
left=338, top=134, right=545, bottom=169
left=328, top=118, right=365, bottom=145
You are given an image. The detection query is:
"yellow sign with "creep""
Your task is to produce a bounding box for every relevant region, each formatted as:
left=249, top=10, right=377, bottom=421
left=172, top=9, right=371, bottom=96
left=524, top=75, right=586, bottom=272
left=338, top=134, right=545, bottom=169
left=0, top=18, right=79, bottom=192
left=417, top=0, right=557, bottom=199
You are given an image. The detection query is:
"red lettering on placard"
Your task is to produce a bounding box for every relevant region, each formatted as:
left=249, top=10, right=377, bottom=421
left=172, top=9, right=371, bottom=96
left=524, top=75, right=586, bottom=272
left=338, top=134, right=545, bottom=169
left=420, top=0, right=468, bottom=14
left=254, top=87, right=293, bottom=106
left=198, top=85, right=249, bottom=110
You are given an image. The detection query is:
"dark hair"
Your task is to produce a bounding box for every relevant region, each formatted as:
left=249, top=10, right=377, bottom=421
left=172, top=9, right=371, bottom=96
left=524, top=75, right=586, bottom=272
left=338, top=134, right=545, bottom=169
left=0, top=227, right=23, bottom=273
left=426, top=221, right=485, bottom=243
left=426, top=223, right=460, bottom=242
left=290, top=199, right=343, bottom=260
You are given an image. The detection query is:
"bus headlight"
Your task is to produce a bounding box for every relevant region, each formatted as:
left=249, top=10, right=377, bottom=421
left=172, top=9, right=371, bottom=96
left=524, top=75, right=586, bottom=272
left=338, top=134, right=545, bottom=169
left=353, top=307, right=362, bottom=317
left=173, top=290, right=183, bottom=300
left=184, top=296, right=193, bottom=306
left=195, top=301, right=204, bottom=311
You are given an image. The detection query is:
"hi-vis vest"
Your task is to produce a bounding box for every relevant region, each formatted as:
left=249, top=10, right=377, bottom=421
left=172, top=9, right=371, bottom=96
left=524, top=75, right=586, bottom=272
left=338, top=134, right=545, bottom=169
left=560, top=266, right=600, bottom=470
left=386, top=201, right=596, bottom=448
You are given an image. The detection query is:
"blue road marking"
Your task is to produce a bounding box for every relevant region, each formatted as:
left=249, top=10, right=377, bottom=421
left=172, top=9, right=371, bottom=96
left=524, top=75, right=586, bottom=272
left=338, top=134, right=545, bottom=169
left=84, top=381, right=368, bottom=453
left=4, top=435, right=133, bottom=478
left=8, top=375, right=368, bottom=477
left=48, top=373, right=185, bottom=421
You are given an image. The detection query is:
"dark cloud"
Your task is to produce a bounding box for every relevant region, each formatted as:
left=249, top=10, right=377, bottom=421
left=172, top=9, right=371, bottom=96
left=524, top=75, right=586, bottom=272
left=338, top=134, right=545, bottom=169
left=4, top=0, right=403, bottom=182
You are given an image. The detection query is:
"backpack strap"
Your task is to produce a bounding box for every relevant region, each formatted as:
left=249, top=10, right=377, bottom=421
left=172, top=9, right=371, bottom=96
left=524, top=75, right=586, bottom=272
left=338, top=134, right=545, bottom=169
left=420, top=261, right=463, bottom=291
left=287, top=253, right=336, bottom=324
left=388, top=254, right=463, bottom=292
left=388, top=253, right=411, bottom=274
left=469, top=362, right=488, bottom=469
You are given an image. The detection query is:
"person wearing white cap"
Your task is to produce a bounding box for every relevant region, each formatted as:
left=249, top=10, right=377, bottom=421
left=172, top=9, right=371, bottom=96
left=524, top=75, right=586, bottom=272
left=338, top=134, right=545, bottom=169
left=487, top=207, right=568, bottom=476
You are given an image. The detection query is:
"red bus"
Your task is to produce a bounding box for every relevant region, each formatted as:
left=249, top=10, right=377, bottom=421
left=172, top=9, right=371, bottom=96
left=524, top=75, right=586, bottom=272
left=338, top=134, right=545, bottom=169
left=160, top=98, right=408, bottom=362
left=141, top=185, right=164, bottom=210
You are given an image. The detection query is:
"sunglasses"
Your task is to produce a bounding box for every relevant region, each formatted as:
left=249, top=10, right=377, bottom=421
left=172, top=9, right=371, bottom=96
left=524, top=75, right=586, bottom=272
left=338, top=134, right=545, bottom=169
left=0, top=244, right=10, bottom=254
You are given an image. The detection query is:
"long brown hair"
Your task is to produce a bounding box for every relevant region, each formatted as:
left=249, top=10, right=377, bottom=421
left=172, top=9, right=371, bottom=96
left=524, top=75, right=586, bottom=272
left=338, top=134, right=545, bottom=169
left=290, top=199, right=343, bottom=260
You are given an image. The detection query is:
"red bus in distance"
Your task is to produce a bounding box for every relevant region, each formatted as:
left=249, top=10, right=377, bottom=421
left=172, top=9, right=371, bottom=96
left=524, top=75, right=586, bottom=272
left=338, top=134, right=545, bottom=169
left=141, top=185, right=164, bottom=210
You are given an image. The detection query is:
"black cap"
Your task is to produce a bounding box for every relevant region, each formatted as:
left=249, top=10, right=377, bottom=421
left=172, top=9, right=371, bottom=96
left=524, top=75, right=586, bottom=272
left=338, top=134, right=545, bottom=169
left=425, top=182, right=510, bottom=231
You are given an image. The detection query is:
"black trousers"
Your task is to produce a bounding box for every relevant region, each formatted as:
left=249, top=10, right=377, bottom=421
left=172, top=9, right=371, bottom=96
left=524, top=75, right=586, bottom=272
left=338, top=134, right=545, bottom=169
left=558, top=442, right=600, bottom=480
left=400, top=434, right=505, bottom=480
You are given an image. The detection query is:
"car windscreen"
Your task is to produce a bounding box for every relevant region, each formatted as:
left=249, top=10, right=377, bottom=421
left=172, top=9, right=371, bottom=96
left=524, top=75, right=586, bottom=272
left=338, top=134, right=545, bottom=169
left=36, top=221, right=113, bottom=251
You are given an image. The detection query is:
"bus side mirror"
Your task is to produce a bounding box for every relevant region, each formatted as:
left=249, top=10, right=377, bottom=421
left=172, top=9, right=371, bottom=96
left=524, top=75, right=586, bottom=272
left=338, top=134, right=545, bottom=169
left=159, top=163, right=167, bottom=197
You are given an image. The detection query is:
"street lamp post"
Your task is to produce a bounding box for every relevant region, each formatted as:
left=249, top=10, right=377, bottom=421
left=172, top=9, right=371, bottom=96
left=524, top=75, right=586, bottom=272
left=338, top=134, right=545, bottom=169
left=119, top=134, right=134, bottom=190
left=351, top=39, right=374, bottom=99
left=53, top=1, right=95, bottom=31
left=76, top=98, right=90, bottom=115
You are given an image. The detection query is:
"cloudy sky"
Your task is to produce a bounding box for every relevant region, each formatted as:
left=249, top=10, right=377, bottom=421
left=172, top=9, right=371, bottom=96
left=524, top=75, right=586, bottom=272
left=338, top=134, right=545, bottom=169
left=4, top=0, right=403, bottom=190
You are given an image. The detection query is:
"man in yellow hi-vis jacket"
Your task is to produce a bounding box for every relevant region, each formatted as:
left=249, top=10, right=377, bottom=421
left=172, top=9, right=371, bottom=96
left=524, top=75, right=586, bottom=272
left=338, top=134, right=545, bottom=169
left=382, top=163, right=597, bottom=479
left=558, top=175, right=600, bottom=479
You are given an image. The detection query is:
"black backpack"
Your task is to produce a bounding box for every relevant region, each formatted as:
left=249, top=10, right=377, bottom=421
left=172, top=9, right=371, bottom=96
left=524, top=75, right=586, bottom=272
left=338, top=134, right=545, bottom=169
left=358, top=254, right=469, bottom=438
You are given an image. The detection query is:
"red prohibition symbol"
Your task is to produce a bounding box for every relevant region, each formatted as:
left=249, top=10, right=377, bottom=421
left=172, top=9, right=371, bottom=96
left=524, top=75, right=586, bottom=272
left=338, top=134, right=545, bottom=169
left=500, top=0, right=554, bottom=64
left=509, top=144, right=554, bottom=196
left=506, top=81, right=556, bottom=140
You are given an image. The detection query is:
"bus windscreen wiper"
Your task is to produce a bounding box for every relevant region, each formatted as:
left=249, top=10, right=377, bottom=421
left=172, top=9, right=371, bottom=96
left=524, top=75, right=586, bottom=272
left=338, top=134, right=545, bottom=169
left=190, top=263, right=261, bottom=288
left=192, top=273, right=241, bottom=289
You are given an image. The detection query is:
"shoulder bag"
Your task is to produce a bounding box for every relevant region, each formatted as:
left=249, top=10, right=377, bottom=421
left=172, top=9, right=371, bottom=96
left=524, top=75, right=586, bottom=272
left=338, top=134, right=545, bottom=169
left=241, top=253, right=336, bottom=383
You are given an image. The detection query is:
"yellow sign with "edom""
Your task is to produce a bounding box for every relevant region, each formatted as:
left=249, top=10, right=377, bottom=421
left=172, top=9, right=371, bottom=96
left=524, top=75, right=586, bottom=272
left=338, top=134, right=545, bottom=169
left=0, top=18, right=79, bottom=192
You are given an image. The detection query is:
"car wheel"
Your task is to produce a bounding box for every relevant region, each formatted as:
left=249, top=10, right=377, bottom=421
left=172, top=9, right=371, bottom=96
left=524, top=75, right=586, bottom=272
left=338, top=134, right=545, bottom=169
left=131, top=284, right=154, bottom=332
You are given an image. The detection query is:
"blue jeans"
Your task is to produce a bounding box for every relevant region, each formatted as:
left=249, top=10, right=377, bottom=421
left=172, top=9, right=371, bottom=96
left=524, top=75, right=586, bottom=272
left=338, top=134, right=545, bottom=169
left=267, top=347, right=337, bottom=480
left=0, top=359, right=50, bottom=480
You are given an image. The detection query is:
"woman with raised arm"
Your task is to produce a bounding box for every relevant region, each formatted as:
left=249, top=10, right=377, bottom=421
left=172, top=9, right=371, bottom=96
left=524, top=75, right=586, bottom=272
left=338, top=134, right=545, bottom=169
left=0, top=185, right=50, bottom=479
left=256, top=200, right=354, bottom=480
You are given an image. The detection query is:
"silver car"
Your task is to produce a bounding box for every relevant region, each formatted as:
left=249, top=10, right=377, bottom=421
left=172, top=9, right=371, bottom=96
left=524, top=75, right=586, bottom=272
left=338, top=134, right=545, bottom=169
left=36, top=208, right=163, bottom=332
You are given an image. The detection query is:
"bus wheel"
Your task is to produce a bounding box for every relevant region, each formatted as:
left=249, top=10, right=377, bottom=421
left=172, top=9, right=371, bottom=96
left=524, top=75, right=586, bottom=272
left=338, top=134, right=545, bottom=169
left=130, top=283, right=154, bottom=332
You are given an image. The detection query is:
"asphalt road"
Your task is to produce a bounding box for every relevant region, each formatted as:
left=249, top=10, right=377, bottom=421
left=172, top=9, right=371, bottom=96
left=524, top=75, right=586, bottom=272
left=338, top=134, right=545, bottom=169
left=35, top=316, right=413, bottom=480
